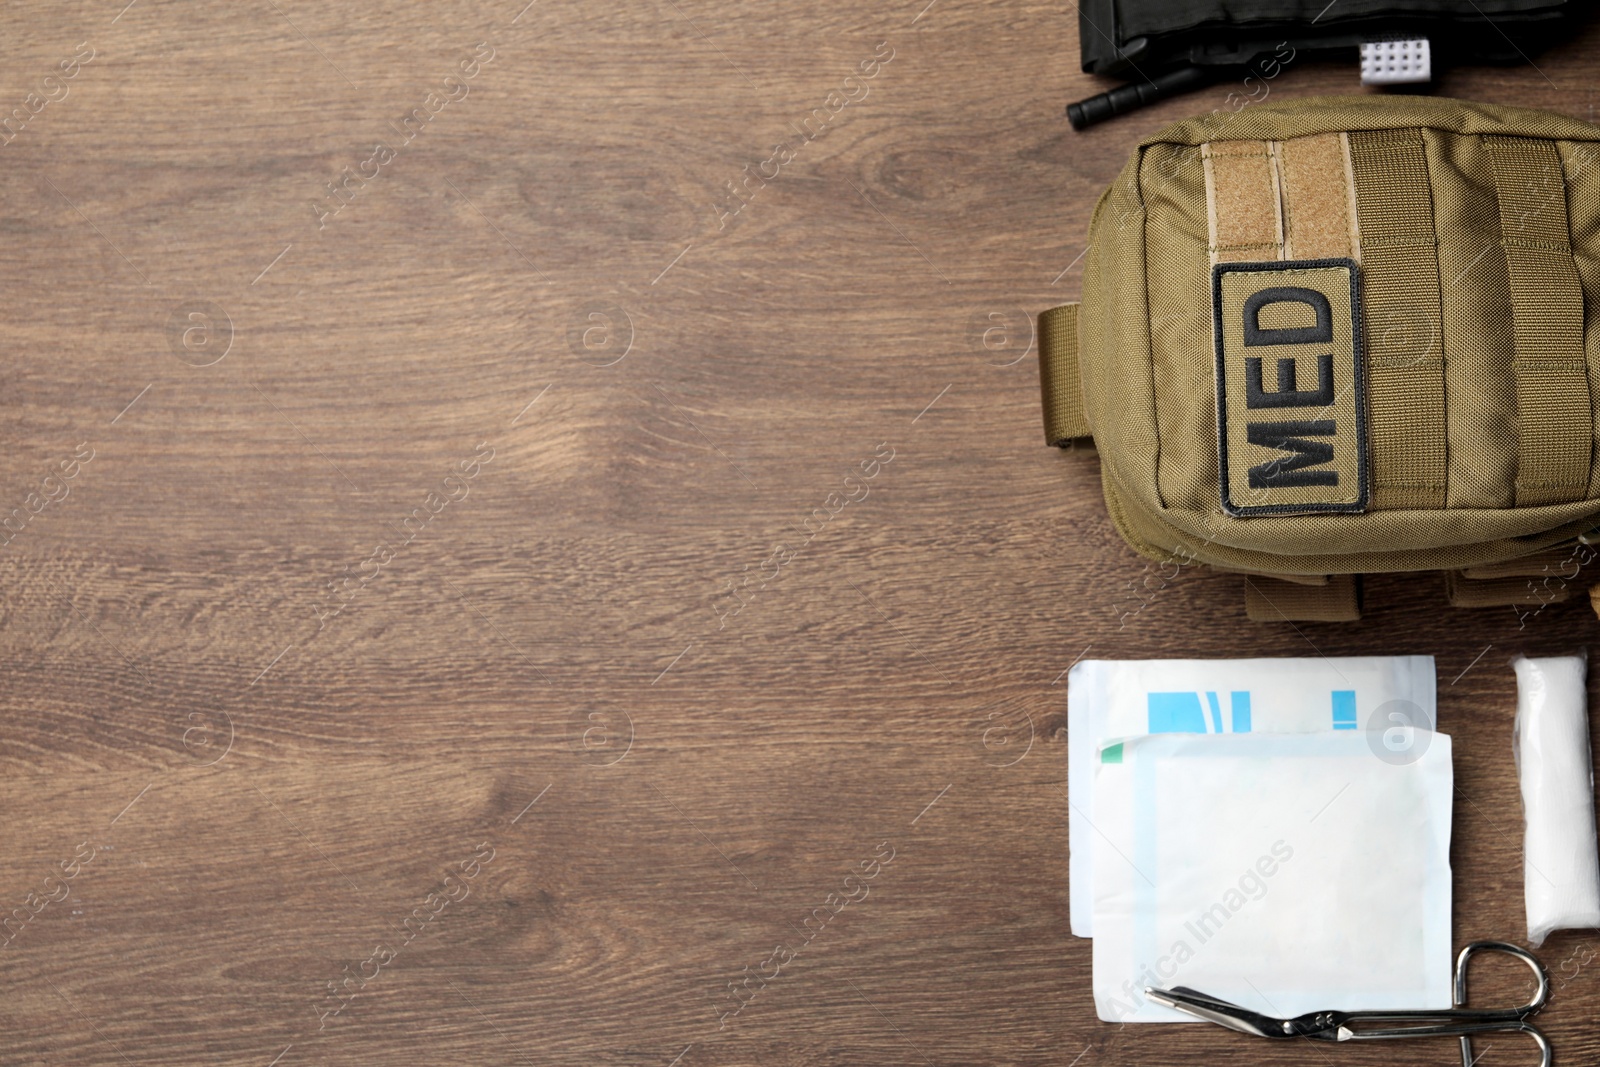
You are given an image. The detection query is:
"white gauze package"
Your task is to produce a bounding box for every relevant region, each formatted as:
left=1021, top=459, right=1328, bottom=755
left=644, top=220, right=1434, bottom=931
left=1513, top=654, right=1600, bottom=946
left=1092, top=730, right=1454, bottom=1023
left=1067, top=656, right=1436, bottom=936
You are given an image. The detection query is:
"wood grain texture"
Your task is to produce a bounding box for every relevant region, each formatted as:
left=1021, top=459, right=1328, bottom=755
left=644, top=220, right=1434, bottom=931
left=3, top=1, right=1600, bottom=1064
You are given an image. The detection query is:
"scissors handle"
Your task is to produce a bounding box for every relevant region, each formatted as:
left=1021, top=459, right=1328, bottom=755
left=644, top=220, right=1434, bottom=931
left=1454, top=941, right=1549, bottom=1016
left=1319, top=941, right=1551, bottom=1067
left=1461, top=1024, right=1552, bottom=1067
left=1454, top=943, right=1550, bottom=1067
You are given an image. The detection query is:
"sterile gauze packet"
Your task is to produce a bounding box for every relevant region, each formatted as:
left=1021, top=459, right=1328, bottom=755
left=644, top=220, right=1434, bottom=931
left=1067, top=656, right=1437, bottom=937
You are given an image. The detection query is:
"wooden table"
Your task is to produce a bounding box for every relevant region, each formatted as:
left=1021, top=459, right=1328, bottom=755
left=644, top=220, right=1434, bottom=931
left=3, top=2, right=1599, bottom=1063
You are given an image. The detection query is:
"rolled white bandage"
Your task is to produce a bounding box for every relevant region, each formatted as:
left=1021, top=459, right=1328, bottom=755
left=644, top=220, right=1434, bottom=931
left=1513, top=654, right=1600, bottom=947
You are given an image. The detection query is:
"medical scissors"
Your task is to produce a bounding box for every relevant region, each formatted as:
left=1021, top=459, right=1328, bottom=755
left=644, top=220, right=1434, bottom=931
left=1146, top=940, right=1550, bottom=1067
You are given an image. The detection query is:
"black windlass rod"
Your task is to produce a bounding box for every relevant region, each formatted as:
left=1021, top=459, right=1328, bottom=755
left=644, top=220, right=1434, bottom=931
left=1067, top=65, right=1217, bottom=129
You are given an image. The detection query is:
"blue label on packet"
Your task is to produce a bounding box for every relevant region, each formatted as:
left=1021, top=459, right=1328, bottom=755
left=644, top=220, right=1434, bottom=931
left=1147, top=689, right=1356, bottom=733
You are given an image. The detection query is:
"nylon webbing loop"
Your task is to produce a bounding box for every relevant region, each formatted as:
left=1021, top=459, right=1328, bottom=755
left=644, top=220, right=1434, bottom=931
left=1486, top=135, right=1594, bottom=507
left=1277, top=132, right=1360, bottom=262
left=1348, top=128, right=1447, bottom=510
left=1445, top=570, right=1572, bottom=608
left=1202, top=141, right=1283, bottom=264
left=1039, top=303, right=1090, bottom=446
left=1244, top=573, right=1361, bottom=622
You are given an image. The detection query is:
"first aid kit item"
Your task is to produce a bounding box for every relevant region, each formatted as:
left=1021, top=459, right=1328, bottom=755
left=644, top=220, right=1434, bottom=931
left=1513, top=653, right=1600, bottom=946
left=1038, top=95, right=1600, bottom=621
left=1092, top=730, right=1453, bottom=1023
left=1067, top=655, right=1436, bottom=936
left=1148, top=941, right=1551, bottom=1067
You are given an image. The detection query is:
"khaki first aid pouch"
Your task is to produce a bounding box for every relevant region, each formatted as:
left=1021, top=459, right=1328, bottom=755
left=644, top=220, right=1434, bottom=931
left=1040, top=95, right=1600, bottom=622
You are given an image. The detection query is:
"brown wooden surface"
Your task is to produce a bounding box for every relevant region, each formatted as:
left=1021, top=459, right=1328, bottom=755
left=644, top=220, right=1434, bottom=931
left=4, top=2, right=1600, bottom=1064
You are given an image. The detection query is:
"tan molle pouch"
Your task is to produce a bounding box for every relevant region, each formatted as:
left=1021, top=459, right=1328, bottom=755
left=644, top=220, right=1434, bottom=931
left=1040, top=95, right=1600, bottom=621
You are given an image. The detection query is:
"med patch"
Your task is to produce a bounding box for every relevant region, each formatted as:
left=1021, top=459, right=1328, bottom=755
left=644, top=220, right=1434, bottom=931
left=1213, top=259, right=1366, bottom=517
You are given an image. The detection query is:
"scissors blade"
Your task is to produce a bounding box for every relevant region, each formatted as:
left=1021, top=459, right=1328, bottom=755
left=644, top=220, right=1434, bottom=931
left=1144, top=986, right=1296, bottom=1039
